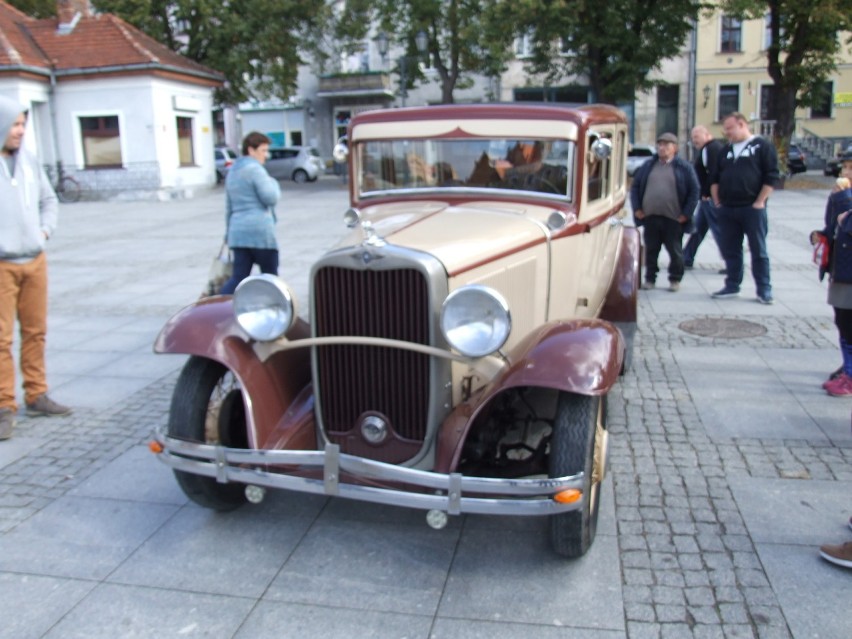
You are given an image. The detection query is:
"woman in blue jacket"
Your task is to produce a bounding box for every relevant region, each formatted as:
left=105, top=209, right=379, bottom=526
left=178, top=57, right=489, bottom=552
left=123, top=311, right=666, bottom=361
left=219, top=132, right=281, bottom=295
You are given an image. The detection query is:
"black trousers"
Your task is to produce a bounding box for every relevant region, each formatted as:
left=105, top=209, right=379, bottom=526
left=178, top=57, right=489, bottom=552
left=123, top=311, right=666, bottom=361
left=643, top=215, right=685, bottom=283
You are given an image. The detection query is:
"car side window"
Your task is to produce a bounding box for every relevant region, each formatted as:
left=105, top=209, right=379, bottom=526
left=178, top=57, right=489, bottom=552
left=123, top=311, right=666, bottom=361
left=587, top=132, right=612, bottom=202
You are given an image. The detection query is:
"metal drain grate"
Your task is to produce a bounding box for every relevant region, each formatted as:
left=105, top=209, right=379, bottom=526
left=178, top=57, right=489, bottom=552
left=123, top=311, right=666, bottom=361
left=678, top=318, right=768, bottom=339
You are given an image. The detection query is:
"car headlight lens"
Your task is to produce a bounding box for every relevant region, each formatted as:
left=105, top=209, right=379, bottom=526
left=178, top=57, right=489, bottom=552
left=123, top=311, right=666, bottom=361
left=440, top=285, right=511, bottom=358
left=233, top=275, right=296, bottom=341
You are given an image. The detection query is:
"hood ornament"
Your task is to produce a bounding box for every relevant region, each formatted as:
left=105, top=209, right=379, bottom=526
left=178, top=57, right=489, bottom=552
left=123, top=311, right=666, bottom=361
left=361, top=221, right=386, bottom=247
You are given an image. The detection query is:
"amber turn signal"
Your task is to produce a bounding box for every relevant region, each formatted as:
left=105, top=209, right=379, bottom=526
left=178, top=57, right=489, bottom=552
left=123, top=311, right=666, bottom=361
left=148, top=440, right=164, bottom=454
left=553, top=489, right=582, bottom=504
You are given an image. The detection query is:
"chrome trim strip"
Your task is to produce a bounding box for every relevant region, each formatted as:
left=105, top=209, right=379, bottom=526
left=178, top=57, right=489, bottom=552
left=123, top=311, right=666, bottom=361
left=358, top=186, right=572, bottom=204
left=153, top=434, right=585, bottom=516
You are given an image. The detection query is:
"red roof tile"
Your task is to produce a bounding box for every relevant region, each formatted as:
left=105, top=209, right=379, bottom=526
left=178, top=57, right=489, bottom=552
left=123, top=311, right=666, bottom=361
left=0, top=3, right=48, bottom=69
left=0, top=2, right=221, bottom=84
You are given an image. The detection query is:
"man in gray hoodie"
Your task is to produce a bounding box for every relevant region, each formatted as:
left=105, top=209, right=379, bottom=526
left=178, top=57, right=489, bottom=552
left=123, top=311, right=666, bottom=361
left=0, top=94, right=70, bottom=440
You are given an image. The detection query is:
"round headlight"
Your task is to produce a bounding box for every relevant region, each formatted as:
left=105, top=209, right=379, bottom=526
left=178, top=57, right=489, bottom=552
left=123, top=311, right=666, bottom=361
left=233, top=275, right=296, bottom=341
left=440, top=285, right=511, bottom=358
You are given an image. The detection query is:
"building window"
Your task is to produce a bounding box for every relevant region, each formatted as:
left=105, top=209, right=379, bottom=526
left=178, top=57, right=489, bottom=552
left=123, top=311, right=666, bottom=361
left=812, top=81, right=833, bottom=119
left=291, top=131, right=303, bottom=146
left=514, top=32, right=534, bottom=58
left=718, top=85, right=740, bottom=121
left=759, top=84, right=778, bottom=120
left=80, top=115, right=122, bottom=168
left=720, top=16, right=742, bottom=53
left=176, top=116, right=194, bottom=166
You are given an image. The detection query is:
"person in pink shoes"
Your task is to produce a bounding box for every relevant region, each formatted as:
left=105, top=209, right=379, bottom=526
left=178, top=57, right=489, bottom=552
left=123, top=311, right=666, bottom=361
left=816, top=152, right=852, bottom=396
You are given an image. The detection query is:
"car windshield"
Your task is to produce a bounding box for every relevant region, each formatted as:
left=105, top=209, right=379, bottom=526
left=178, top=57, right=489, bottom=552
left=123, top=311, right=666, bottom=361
left=356, top=138, right=575, bottom=200
left=629, top=148, right=653, bottom=157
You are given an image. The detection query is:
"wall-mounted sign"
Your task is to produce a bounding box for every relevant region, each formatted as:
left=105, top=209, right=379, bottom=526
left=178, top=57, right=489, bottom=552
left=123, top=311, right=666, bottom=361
left=173, top=96, right=201, bottom=112
left=834, top=92, right=852, bottom=108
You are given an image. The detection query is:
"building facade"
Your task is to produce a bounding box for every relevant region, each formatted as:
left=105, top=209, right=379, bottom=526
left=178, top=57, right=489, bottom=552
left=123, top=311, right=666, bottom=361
left=696, top=7, right=852, bottom=158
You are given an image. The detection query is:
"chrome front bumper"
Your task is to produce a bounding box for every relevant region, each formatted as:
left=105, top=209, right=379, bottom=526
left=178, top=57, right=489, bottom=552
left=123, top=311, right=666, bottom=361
left=151, top=431, right=586, bottom=517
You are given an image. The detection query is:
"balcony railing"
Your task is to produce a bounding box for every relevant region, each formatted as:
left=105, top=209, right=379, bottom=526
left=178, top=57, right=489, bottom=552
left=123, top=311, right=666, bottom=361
left=317, top=72, right=392, bottom=98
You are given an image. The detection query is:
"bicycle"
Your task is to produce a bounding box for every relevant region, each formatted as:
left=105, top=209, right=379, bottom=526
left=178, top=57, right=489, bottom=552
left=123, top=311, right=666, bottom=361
left=52, top=161, right=81, bottom=203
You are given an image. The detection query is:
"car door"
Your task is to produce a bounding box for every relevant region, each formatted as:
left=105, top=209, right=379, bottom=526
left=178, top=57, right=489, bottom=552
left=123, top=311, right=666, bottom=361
left=266, top=149, right=287, bottom=180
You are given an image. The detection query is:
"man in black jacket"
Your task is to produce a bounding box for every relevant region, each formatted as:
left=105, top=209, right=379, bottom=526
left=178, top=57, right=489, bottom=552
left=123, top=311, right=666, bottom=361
left=710, top=112, right=780, bottom=304
left=630, top=132, right=700, bottom=292
left=683, top=126, right=724, bottom=269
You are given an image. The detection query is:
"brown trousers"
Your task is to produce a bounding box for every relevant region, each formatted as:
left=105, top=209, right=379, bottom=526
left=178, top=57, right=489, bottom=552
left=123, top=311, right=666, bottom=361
left=0, top=252, right=48, bottom=410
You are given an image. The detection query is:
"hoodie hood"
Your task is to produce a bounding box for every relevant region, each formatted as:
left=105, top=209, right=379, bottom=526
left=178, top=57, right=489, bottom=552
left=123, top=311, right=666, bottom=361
left=0, top=95, right=26, bottom=142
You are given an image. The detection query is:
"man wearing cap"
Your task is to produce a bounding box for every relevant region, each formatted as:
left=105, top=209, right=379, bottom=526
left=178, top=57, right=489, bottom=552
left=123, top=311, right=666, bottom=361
left=0, top=94, right=71, bottom=441
left=630, top=132, right=700, bottom=292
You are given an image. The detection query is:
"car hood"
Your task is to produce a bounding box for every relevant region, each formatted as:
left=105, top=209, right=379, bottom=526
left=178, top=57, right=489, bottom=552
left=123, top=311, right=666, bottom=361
left=334, top=199, right=551, bottom=275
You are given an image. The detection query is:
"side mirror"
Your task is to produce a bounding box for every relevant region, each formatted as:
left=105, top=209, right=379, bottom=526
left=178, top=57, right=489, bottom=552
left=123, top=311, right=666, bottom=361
left=333, top=142, right=348, bottom=163
left=591, top=137, right=612, bottom=161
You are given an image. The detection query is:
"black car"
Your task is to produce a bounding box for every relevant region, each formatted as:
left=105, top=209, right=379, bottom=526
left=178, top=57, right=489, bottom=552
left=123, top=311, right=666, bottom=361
left=825, top=144, right=852, bottom=177
left=786, top=144, right=807, bottom=175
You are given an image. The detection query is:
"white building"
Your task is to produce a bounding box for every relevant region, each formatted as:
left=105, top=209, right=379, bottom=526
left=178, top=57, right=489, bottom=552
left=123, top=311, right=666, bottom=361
left=0, top=0, right=223, bottom=200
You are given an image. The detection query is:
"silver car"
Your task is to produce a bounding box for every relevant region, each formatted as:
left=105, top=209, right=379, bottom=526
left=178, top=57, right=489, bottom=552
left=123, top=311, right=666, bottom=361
left=214, top=147, right=237, bottom=183
left=266, top=146, right=324, bottom=183
left=626, top=144, right=655, bottom=177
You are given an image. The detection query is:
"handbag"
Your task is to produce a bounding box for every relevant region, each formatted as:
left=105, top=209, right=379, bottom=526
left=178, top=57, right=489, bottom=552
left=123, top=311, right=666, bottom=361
left=203, top=242, right=233, bottom=296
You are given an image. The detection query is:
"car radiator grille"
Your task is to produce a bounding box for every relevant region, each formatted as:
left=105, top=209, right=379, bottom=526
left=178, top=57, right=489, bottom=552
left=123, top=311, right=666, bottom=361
left=314, top=266, right=431, bottom=459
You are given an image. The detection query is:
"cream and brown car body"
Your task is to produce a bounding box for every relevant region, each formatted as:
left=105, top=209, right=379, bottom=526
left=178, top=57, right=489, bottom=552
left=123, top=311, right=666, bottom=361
left=153, top=103, right=639, bottom=557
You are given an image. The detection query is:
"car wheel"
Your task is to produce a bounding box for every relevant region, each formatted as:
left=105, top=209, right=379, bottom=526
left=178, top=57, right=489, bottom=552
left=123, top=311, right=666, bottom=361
left=167, top=356, right=248, bottom=511
left=549, top=392, right=605, bottom=558
left=293, top=169, right=309, bottom=183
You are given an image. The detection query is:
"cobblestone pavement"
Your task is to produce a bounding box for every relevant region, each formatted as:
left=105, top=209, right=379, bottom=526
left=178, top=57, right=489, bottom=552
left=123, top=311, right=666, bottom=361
left=0, top=177, right=849, bottom=638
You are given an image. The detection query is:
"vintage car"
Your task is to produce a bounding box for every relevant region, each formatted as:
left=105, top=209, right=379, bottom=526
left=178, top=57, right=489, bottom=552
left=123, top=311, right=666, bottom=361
left=151, top=103, right=640, bottom=558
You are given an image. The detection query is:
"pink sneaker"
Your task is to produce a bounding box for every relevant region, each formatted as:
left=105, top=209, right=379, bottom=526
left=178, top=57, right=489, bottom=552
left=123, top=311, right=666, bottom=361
left=825, top=373, right=852, bottom=396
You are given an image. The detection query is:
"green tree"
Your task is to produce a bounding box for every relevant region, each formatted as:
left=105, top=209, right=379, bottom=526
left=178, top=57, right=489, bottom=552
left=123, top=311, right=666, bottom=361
left=720, top=0, right=852, bottom=163
left=6, top=0, right=57, bottom=18
left=505, top=0, right=702, bottom=105
left=90, top=0, right=327, bottom=105
left=373, top=0, right=517, bottom=104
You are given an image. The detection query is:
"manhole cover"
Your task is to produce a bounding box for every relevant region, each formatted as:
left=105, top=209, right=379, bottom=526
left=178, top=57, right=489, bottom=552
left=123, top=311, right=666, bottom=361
left=678, top=318, right=767, bottom=339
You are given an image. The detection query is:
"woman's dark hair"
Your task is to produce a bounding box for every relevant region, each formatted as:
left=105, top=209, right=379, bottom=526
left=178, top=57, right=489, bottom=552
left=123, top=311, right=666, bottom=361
left=242, top=131, right=271, bottom=155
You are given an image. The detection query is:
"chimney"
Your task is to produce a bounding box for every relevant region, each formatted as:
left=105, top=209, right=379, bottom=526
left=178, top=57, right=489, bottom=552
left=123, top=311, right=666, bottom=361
left=56, top=0, right=91, bottom=34
left=57, top=0, right=91, bottom=24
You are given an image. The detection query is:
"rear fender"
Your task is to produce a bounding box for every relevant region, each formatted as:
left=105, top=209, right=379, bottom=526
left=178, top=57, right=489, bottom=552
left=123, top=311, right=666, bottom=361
left=435, top=319, right=623, bottom=471
left=154, top=296, right=312, bottom=448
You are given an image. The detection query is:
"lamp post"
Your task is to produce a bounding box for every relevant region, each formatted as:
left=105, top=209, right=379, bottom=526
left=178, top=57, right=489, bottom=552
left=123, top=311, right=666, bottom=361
left=376, top=30, right=428, bottom=107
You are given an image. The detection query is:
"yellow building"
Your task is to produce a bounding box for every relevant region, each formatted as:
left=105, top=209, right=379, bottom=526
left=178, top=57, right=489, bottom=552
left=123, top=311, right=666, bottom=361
left=696, top=8, right=852, bottom=157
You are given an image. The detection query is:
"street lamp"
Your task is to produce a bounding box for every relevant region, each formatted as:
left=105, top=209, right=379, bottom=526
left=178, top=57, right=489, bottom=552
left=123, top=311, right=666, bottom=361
left=702, top=84, right=712, bottom=108
left=376, top=30, right=428, bottom=107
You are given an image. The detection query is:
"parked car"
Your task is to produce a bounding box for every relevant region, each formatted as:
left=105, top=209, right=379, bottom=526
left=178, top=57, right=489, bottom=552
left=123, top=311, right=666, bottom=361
left=627, top=144, right=655, bottom=176
left=786, top=143, right=807, bottom=175
left=824, top=144, right=852, bottom=177
left=152, top=103, right=640, bottom=558
left=265, top=146, right=324, bottom=183
left=214, top=147, right=237, bottom=183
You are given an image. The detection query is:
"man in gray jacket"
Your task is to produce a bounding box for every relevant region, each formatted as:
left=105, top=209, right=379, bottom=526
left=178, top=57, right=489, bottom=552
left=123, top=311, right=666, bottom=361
left=0, top=94, right=70, bottom=440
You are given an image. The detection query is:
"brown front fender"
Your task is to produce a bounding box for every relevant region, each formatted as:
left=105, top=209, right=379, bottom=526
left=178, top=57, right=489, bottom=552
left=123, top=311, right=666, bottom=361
left=435, top=319, right=624, bottom=472
left=154, top=296, right=313, bottom=449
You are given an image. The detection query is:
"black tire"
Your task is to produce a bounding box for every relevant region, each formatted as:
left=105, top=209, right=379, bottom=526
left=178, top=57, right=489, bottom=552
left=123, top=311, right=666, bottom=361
left=168, top=356, right=248, bottom=510
left=57, top=176, right=81, bottom=203
left=549, top=392, right=604, bottom=558
left=292, top=169, right=309, bottom=183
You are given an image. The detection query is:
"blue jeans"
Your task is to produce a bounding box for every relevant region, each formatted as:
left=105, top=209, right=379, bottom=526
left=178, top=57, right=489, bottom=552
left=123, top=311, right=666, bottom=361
left=716, top=204, right=771, bottom=296
left=683, top=199, right=721, bottom=265
left=219, top=247, right=279, bottom=295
